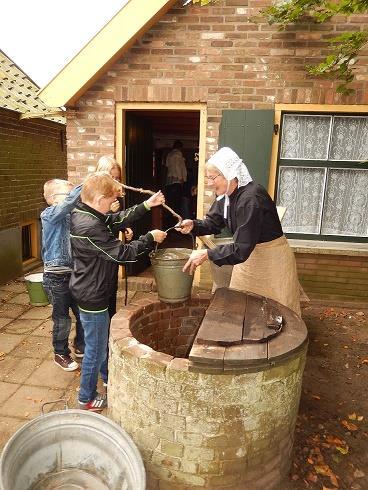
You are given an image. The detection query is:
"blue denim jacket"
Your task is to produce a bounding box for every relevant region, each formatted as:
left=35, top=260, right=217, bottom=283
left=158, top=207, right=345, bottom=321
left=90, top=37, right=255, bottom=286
left=41, top=185, right=82, bottom=268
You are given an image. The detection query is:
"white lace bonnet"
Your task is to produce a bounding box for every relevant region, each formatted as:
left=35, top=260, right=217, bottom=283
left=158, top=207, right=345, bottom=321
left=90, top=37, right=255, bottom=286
left=207, top=147, right=252, bottom=218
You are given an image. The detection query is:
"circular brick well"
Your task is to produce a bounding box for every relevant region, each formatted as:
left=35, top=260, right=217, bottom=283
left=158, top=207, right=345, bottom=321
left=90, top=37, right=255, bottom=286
left=108, top=292, right=307, bottom=490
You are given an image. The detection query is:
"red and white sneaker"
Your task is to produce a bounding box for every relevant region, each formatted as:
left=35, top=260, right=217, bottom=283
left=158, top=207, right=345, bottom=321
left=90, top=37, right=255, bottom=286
left=78, top=394, right=107, bottom=412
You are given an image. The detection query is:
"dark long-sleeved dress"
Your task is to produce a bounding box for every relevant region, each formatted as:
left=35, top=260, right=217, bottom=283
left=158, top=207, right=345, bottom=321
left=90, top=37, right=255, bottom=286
left=192, top=182, right=283, bottom=266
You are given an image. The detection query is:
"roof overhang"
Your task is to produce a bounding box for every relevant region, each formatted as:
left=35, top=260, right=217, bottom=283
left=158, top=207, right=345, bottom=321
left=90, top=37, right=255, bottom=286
left=38, top=0, right=177, bottom=108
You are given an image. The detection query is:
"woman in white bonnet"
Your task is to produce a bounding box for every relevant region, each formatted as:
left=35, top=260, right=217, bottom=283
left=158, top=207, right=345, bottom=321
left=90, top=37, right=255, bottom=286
left=178, top=147, right=300, bottom=316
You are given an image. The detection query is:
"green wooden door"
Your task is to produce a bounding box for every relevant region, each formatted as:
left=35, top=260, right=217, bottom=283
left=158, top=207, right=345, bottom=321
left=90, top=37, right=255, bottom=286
left=218, top=110, right=275, bottom=189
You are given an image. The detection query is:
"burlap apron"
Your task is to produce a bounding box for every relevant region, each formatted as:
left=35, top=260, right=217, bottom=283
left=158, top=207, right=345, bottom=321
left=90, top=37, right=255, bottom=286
left=228, top=235, right=301, bottom=316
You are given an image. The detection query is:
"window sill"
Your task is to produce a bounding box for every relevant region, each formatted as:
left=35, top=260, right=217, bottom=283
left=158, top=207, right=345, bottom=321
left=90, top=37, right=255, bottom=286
left=288, top=239, right=368, bottom=257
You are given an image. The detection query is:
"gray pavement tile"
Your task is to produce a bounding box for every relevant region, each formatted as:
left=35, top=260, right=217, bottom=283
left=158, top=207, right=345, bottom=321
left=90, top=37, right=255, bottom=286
left=0, top=381, right=20, bottom=404
left=0, top=357, right=42, bottom=384
left=25, top=358, right=80, bottom=389
left=0, top=303, right=29, bottom=319
left=0, top=385, right=64, bottom=419
left=11, top=335, right=52, bottom=359
left=2, top=319, right=43, bottom=335
left=0, top=282, right=26, bottom=293
left=8, top=293, right=31, bottom=305
left=31, top=320, right=52, bottom=337
left=0, top=416, right=27, bottom=451
left=0, top=290, right=17, bottom=302
left=0, top=318, right=13, bottom=331
left=0, top=333, right=26, bottom=354
left=18, top=306, right=52, bottom=320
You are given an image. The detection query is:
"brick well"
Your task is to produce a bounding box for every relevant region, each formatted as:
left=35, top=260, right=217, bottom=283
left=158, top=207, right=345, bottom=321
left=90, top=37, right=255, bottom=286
left=108, top=292, right=307, bottom=489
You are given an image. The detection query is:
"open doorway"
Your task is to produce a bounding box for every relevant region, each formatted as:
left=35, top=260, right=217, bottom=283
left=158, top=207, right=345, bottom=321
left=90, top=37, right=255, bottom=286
left=117, top=104, right=206, bottom=275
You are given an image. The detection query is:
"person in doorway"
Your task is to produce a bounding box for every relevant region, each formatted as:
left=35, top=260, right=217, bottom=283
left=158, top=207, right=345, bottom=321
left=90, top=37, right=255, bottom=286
left=69, top=173, right=166, bottom=411
left=41, top=179, right=85, bottom=371
left=165, top=140, right=187, bottom=225
left=96, top=155, right=133, bottom=318
left=177, top=147, right=300, bottom=316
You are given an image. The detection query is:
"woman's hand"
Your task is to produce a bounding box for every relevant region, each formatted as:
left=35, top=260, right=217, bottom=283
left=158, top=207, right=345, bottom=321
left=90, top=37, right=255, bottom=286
left=124, top=228, right=133, bottom=241
left=150, top=229, right=167, bottom=243
left=110, top=200, right=120, bottom=212
left=177, top=219, right=194, bottom=234
left=145, top=191, right=165, bottom=208
left=182, top=249, right=208, bottom=275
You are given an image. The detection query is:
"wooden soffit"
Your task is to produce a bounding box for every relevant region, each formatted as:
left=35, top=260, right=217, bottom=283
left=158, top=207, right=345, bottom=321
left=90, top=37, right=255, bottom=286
left=38, top=0, right=177, bottom=108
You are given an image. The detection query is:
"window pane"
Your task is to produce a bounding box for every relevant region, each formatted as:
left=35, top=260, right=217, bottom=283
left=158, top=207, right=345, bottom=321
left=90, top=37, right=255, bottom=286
left=277, top=167, right=326, bottom=233
left=321, top=169, right=368, bottom=236
left=280, top=115, right=331, bottom=160
left=329, top=116, right=368, bottom=161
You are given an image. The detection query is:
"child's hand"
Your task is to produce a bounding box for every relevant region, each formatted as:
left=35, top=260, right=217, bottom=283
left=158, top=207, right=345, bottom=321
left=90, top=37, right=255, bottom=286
left=124, top=228, right=133, bottom=241
left=150, top=230, right=167, bottom=243
left=110, top=200, right=120, bottom=212
left=145, top=191, right=165, bottom=208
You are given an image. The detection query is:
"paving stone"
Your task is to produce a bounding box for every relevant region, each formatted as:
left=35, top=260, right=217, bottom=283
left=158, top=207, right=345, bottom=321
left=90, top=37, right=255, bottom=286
left=0, top=382, right=20, bottom=404
left=0, top=303, right=29, bottom=319
left=0, top=385, right=64, bottom=419
left=0, top=416, right=27, bottom=451
left=32, top=320, right=52, bottom=337
left=26, top=358, right=79, bottom=389
left=0, top=357, right=42, bottom=383
left=19, top=306, right=52, bottom=320
left=3, top=319, right=43, bottom=335
left=0, top=281, right=26, bottom=293
left=0, top=333, right=26, bottom=354
left=8, top=293, right=31, bottom=305
left=11, top=335, right=52, bottom=359
left=0, top=317, right=13, bottom=331
left=0, top=290, right=17, bottom=302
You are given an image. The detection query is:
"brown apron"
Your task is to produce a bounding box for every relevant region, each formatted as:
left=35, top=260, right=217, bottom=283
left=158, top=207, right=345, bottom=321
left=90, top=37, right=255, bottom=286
left=228, top=235, right=301, bottom=316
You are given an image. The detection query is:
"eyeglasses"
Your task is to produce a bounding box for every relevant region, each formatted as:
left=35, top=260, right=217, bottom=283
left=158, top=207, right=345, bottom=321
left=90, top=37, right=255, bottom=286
left=206, top=173, right=221, bottom=182
left=51, top=193, right=69, bottom=197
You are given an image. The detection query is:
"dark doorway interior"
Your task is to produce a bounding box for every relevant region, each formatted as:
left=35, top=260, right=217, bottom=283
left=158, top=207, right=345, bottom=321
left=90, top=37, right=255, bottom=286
left=124, top=109, right=200, bottom=275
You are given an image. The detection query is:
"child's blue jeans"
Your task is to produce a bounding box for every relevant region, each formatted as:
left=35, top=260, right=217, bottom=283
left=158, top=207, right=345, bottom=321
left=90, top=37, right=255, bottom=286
left=43, top=272, right=84, bottom=356
left=78, top=309, right=109, bottom=403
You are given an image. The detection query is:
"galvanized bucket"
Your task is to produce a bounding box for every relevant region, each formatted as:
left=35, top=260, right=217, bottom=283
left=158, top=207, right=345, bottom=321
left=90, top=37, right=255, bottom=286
left=150, top=247, right=194, bottom=303
left=0, top=402, right=145, bottom=490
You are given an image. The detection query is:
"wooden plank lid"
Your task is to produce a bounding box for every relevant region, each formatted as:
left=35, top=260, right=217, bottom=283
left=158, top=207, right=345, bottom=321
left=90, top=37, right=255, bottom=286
left=189, top=288, right=308, bottom=372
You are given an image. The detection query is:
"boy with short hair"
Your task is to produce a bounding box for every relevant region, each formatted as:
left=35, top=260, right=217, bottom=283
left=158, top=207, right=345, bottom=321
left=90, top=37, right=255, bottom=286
left=41, top=179, right=85, bottom=371
left=70, top=173, right=166, bottom=411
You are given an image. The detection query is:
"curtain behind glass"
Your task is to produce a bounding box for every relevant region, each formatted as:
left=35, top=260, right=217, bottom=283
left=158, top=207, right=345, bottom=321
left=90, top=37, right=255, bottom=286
left=329, top=116, right=368, bottom=161
left=280, top=115, right=331, bottom=160
left=321, top=169, right=368, bottom=236
left=277, top=167, right=326, bottom=233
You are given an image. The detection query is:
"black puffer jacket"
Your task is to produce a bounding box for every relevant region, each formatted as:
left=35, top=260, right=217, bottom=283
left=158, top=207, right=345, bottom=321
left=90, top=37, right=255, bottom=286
left=70, top=202, right=153, bottom=311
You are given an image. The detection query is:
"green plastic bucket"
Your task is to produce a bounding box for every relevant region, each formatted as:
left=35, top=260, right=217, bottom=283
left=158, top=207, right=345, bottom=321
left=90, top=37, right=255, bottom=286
left=24, top=273, right=49, bottom=306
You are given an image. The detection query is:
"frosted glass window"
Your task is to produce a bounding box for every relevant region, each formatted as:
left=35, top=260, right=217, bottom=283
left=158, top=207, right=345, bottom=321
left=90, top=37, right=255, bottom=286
left=277, top=167, right=326, bottom=234
left=280, top=115, right=331, bottom=160
left=321, top=169, right=368, bottom=236
left=329, top=116, right=368, bottom=161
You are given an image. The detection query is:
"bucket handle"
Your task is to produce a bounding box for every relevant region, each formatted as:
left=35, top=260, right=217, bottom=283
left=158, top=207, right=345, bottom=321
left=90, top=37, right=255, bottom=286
left=151, top=227, right=196, bottom=257
left=41, top=399, right=69, bottom=415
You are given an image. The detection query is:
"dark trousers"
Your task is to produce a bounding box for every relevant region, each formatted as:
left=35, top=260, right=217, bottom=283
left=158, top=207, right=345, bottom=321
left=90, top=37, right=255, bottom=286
left=43, top=272, right=85, bottom=356
left=165, top=183, right=183, bottom=227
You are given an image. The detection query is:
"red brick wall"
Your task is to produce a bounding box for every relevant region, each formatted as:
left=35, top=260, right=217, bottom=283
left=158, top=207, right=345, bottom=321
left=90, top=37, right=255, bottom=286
left=296, top=253, right=368, bottom=302
left=0, top=108, right=67, bottom=232
left=64, top=0, right=368, bottom=301
left=66, top=0, right=368, bottom=181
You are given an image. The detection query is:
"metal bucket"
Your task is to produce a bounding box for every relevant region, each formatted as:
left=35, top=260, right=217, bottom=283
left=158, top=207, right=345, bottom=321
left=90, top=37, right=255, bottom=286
left=150, top=247, right=194, bottom=303
left=0, top=407, right=145, bottom=490
left=24, top=273, right=49, bottom=306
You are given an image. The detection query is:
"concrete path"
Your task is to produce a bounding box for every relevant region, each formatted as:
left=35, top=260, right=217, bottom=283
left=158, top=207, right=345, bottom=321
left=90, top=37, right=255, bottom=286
left=0, top=275, right=153, bottom=452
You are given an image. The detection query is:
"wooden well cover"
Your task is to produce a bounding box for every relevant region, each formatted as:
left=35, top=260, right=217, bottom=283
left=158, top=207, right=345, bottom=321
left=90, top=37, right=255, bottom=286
left=189, top=288, right=308, bottom=372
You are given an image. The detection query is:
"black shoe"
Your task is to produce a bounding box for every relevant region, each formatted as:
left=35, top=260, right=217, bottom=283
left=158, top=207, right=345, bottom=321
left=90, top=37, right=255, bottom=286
left=73, top=344, right=84, bottom=359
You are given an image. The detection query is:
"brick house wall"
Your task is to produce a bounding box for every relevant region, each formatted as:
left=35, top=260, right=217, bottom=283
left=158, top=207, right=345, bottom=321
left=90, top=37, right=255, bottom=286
left=64, top=0, right=368, bottom=302
left=0, top=107, right=67, bottom=283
